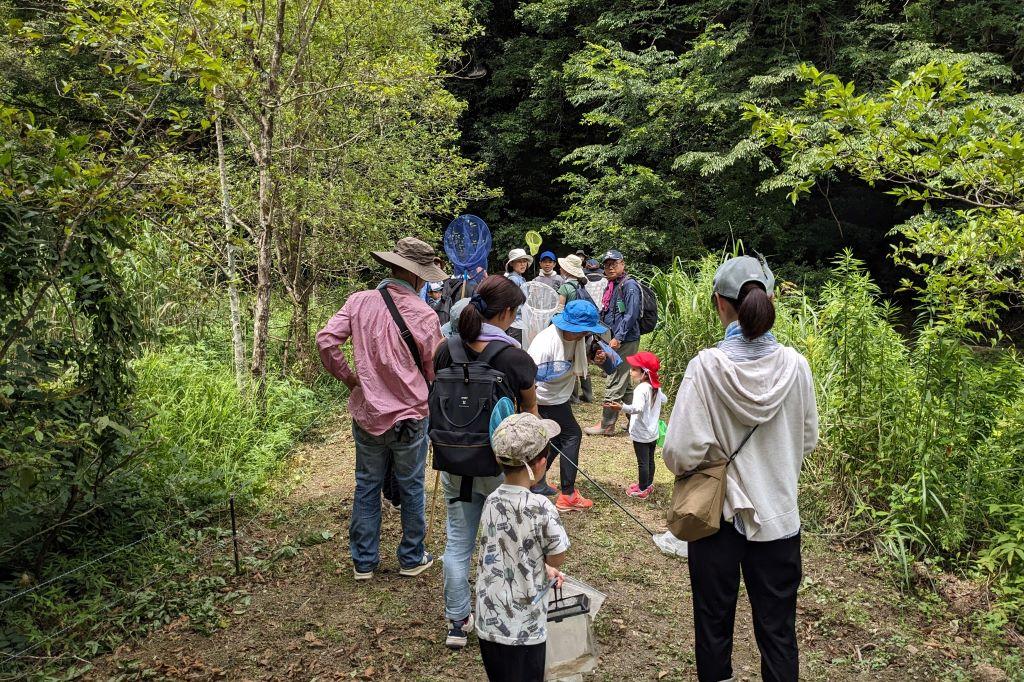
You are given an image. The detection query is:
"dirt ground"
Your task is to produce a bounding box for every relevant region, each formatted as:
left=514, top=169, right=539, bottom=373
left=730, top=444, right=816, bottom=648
left=91, top=399, right=1016, bottom=681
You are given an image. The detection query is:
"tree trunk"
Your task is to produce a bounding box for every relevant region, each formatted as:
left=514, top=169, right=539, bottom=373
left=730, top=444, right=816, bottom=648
left=215, top=99, right=247, bottom=394
left=249, top=0, right=287, bottom=409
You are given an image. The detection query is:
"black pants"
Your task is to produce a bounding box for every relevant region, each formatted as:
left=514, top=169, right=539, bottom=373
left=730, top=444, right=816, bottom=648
left=479, top=638, right=545, bottom=681
left=689, top=520, right=801, bottom=682
left=633, top=440, right=657, bottom=490
left=538, top=401, right=582, bottom=495
left=575, top=375, right=593, bottom=402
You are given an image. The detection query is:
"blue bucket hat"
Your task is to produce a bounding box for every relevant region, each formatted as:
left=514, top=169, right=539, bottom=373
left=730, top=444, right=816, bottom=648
left=552, top=300, right=607, bottom=335
left=539, top=250, right=557, bottom=262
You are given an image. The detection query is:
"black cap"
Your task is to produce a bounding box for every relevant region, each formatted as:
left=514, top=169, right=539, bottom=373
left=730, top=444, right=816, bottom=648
left=601, top=249, right=624, bottom=263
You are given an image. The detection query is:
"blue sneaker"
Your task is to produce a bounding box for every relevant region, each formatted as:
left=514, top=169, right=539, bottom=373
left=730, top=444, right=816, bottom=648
left=445, top=613, right=474, bottom=650
left=399, top=552, right=435, bottom=577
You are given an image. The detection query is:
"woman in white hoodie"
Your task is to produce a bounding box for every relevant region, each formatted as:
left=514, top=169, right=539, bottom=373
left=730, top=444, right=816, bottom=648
left=662, top=256, right=818, bottom=682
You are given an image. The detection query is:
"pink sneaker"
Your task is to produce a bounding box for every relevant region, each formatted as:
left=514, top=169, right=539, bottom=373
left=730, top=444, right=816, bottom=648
left=634, top=485, right=653, bottom=500
left=627, top=483, right=640, bottom=495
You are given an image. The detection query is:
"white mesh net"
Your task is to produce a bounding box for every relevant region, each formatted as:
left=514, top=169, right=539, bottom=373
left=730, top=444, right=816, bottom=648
left=521, top=281, right=560, bottom=350
left=584, top=277, right=608, bottom=307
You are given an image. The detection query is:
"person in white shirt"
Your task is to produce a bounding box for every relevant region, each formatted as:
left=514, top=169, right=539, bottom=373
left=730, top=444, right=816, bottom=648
left=605, top=351, right=667, bottom=499
left=526, top=300, right=607, bottom=511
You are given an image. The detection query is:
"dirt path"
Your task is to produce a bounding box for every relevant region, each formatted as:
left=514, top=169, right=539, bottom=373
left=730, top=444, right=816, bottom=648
left=92, top=400, right=1011, bottom=681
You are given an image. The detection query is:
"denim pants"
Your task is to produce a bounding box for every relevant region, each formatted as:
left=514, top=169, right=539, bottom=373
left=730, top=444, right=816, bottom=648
left=350, top=418, right=428, bottom=572
left=441, top=472, right=502, bottom=621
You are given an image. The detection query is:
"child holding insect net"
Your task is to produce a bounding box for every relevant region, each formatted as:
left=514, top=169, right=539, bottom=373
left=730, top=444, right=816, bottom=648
left=475, top=413, right=570, bottom=681
left=605, top=351, right=667, bottom=499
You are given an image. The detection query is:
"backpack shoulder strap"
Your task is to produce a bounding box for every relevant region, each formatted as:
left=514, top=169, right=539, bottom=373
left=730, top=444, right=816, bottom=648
left=380, top=287, right=425, bottom=378
left=448, top=335, right=471, bottom=364
left=477, top=341, right=511, bottom=366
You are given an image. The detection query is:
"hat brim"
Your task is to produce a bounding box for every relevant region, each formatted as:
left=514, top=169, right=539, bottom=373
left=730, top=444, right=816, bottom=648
left=537, top=418, right=561, bottom=441
left=372, top=250, right=448, bottom=283
left=506, top=254, right=534, bottom=269
left=551, top=313, right=607, bottom=335
left=557, top=257, right=584, bottom=279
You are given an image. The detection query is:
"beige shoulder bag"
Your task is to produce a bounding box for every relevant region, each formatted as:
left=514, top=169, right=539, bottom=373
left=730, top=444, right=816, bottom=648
left=666, top=425, right=758, bottom=542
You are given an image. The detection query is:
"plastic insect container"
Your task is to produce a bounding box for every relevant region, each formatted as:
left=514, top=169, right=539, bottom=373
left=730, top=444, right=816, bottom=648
left=544, top=576, right=606, bottom=681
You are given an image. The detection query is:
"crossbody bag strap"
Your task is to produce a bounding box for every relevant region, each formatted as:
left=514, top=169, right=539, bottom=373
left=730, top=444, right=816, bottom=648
left=728, top=424, right=759, bottom=463
left=380, top=287, right=426, bottom=379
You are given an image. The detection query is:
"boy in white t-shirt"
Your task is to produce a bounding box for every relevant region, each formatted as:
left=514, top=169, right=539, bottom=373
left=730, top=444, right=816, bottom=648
left=475, top=413, right=571, bottom=681
left=606, top=351, right=667, bottom=499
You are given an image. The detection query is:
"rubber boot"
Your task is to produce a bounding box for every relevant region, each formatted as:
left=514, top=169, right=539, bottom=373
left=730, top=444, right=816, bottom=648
left=584, top=407, right=618, bottom=436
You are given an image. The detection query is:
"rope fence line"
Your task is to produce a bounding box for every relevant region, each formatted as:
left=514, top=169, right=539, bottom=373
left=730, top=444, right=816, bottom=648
left=0, top=528, right=244, bottom=674
left=0, top=408, right=333, bottom=673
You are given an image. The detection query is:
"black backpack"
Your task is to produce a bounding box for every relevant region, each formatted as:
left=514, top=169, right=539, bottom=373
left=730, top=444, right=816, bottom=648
left=631, top=277, right=659, bottom=336
left=435, top=277, right=476, bottom=326
left=429, top=337, right=516, bottom=483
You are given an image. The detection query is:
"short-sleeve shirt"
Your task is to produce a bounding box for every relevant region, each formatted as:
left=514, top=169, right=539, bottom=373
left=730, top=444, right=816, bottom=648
left=557, top=280, right=579, bottom=303
left=433, top=340, right=537, bottom=403
left=475, top=484, right=571, bottom=645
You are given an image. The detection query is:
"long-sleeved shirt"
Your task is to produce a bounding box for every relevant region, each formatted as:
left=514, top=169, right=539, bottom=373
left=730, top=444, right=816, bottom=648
left=620, top=382, right=668, bottom=443
left=316, top=279, right=443, bottom=435
left=601, top=275, right=641, bottom=342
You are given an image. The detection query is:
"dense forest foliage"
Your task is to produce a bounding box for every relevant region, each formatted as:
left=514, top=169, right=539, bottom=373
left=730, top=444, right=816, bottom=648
left=1, top=0, right=1022, bottom=673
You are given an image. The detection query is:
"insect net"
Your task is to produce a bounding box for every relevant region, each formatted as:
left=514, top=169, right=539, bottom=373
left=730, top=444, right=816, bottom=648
left=584, top=277, right=608, bottom=306
left=521, top=281, right=559, bottom=350
left=443, top=215, right=491, bottom=285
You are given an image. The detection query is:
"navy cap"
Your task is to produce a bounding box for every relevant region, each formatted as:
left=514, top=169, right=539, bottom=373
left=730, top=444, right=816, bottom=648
left=539, top=250, right=557, bottom=261
left=601, top=249, right=624, bottom=263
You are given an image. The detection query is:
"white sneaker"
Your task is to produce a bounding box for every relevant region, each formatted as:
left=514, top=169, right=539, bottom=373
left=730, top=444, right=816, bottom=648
left=353, top=568, right=374, bottom=581
left=398, top=552, right=435, bottom=577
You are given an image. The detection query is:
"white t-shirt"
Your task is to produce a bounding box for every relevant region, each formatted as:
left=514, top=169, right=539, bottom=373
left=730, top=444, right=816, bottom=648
left=621, top=382, right=667, bottom=443
left=527, top=324, right=585, bottom=405
left=475, top=484, right=571, bottom=645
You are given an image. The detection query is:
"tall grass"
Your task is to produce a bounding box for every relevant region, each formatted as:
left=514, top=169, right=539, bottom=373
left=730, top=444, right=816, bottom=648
left=650, top=252, right=1024, bottom=630
left=134, top=345, right=322, bottom=504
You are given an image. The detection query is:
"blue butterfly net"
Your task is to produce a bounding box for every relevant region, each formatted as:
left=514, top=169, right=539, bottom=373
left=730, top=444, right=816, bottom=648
left=444, top=215, right=491, bottom=285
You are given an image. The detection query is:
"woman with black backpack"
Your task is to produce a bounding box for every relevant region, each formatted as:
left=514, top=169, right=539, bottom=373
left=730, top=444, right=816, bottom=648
left=662, top=256, right=818, bottom=682
left=431, top=275, right=540, bottom=652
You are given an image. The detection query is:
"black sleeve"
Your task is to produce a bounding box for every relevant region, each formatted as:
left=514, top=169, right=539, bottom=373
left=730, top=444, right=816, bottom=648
left=491, top=348, right=537, bottom=397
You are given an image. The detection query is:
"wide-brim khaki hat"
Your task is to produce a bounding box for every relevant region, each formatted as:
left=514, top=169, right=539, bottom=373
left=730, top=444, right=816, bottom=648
left=372, top=237, right=448, bottom=282
left=558, top=254, right=585, bottom=279
left=506, top=248, right=534, bottom=269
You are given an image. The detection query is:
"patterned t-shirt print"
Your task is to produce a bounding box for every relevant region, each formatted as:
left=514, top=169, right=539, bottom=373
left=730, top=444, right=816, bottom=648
left=474, top=484, right=571, bottom=646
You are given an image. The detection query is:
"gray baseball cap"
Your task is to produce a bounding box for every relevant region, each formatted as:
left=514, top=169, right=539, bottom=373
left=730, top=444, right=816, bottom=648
left=600, top=249, right=624, bottom=263
left=440, top=298, right=472, bottom=338
left=712, top=256, right=775, bottom=300
left=491, top=413, right=561, bottom=479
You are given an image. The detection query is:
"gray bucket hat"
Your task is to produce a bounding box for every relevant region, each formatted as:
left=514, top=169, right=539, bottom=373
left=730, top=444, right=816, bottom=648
left=372, top=237, right=448, bottom=282
left=712, top=255, right=775, bottom=300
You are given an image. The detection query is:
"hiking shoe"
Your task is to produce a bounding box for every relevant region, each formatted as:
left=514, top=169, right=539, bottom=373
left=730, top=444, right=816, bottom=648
left=634, top=485, right=653, bottom=500
left=353, top=567, right=374, bottom=581
left=399, top=552, right=435, bottom=577
left=530, top=481, right=558, bottom=496
left=445, top=613, right=475, bottom=650
left=556, top=491, right=594, bottom=511
left=583, top=423, right=616, bottom=436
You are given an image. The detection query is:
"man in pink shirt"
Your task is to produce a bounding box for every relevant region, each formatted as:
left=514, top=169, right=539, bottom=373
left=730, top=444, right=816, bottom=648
left=316, top=237, right=446, bottom=581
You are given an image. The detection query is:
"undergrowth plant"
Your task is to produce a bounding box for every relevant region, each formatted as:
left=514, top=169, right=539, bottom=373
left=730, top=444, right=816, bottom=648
left=651, top=252, right=1024, bottom=631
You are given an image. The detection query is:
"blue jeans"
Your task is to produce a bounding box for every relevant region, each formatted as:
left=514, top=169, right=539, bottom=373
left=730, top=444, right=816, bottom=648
left=350, top=419, right=428, bottom=572
left=441, top=472, right=502, bottom=621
